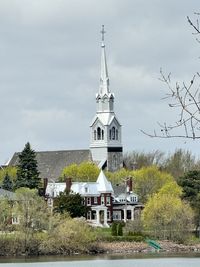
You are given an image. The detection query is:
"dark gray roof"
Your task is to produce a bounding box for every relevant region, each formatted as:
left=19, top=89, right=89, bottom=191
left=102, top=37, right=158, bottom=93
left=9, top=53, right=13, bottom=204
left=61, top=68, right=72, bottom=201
left=9, top=149, right=91, bottom=181
left=0, top=188, right=16, bottom=200
left=112, top=184, right=126, bottom=196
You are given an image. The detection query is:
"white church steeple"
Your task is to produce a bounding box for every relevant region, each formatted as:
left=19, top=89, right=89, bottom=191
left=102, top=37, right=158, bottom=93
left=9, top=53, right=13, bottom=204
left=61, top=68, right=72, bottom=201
left=99, top=25, right=110, bottom=96
left=96, top=25, right=115, bottom=114
left=90, top=26, right=123, bottom=172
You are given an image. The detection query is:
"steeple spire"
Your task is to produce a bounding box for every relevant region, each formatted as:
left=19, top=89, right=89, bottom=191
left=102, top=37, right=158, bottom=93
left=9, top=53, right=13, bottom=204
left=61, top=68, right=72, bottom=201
left=99, top=25, right=110, bottom=95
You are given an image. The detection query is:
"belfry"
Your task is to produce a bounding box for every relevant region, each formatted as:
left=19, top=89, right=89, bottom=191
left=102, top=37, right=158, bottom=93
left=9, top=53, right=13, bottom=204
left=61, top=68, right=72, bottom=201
left=90, top=26, right=123, bottom=171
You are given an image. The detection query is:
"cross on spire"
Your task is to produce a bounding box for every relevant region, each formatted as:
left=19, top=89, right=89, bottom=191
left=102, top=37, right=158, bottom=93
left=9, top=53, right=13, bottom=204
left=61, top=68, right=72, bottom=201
left=100, top=25, right=106, bottom=42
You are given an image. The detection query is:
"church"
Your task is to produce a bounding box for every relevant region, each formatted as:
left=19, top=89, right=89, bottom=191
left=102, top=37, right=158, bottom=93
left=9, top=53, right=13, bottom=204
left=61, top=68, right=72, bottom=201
left=9, top=26, right=123, bottom=180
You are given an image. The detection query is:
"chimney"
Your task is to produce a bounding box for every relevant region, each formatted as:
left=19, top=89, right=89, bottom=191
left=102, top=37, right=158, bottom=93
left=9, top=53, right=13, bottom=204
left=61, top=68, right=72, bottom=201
left=66, top=178, right=72, bottom=192
left=44, top=178, right=48, bottom=192
left=126, top=177, right=133, bottom=193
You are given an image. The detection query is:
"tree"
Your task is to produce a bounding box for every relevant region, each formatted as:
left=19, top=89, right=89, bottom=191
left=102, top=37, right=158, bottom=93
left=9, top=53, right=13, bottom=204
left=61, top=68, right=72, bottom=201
left=0, top=198, right=12, bottom=232
left=162, top=149, right=200, bottom=180
left=40, top=218, right=96, bottom=254
left=178, top=170, right=200, bottom=231
left=123, top=150, right=165, bottom=170
left=2, top=173, right=13, bottom=191
left=14, top=187, right=50, bottom=254
left=133, top=166, right=174, bottom=203
left=142, top=183, right=194, bottom=242
left=15, top=142, right=40, bottom=190
left=0, top=167, right=17, bottom=186
left=54, top=191, right=87, bottom=218
left=141, top=13, right=200, bottom=139
left=61, top=161, right=100, bottom=182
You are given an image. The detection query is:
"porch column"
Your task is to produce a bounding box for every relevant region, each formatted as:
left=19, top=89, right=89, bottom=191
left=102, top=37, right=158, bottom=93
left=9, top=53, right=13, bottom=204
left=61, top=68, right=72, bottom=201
left=124, top=208, right=127, bottom=222
left=131, top=207, right=135, bottom=221
left=96, top=210, right=100, bottom=225
left=104, top=209, right=107, bottom=225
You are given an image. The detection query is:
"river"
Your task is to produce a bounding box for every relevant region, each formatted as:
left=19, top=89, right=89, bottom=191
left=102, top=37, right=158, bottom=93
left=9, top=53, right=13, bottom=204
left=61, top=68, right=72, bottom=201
left=0, top=254, right=200, bottom=267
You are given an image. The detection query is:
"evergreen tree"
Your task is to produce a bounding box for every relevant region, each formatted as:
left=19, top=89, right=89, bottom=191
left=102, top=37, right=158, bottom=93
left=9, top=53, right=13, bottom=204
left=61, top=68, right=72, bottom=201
left=2, top=172, right=13, bottom=191
left=15, top=142, right=40, bottom=190
left=54, top=191, right=88, bottom=218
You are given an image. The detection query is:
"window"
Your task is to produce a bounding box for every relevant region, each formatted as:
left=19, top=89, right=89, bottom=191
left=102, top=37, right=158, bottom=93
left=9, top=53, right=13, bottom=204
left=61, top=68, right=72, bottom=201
left=131, top=196, right=137, bottom=202
left=87, top=197, right=91, bottom=206
left=97, top=127, right=101, bottom=140
left=94, top=197, right=98, bottom=204
left=107, top=211, right=111, bottom=220
left=112, top=127, right=115, bottom=140
left=116, top=129, right=118, bottom=140
left=102, top=129, right=104, bottom=140
left=106, top=196, right=110, bottom=205
left=94, top=130, right=97, bottom=140
left=109, top=129, right=112, bottom=140
left=85, top=186, right=88, bottom=193
left=101, top=196, right=105, bottom=205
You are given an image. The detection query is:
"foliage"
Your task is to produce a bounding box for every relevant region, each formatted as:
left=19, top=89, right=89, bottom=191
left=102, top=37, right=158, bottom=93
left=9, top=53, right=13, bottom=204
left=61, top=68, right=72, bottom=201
left=123, top=218, right=144, bottom=236
left=178, top=170, right=200, bottom=229
left=0, top=198, right=13, bottom=232
left=0, top=167, right=17, bottom=185
left=14, top=187, right=50, bottom=253
left=123, top=150, right=165, bottom=170
left=118, top=223, right=123, bottom=236
left=15, top=142, right=40, bottom=190
left=2, top=173, right=13, bottom=191
left=133, top=165, right=174, bottom=203
left=54, top=190, right=87, bottom=218
left=106, top=168, right=133, bottom=184
left=15, top=187, right=50, bottom=232
left=111, top=222, right=118, bottom=236
left=162, top=149, right=200, bottom=180
left=40, top=218, right=96, bottom=254
left=61, top=161, right=100, bottom=182
left=142, top=186, right=194, bottom=242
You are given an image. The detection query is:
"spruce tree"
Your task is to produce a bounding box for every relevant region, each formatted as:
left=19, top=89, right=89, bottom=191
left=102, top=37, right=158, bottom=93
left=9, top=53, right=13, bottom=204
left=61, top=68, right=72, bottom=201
left=2, top=172, right=13, bottom=191
left=15, top=142, right=40, bottom=190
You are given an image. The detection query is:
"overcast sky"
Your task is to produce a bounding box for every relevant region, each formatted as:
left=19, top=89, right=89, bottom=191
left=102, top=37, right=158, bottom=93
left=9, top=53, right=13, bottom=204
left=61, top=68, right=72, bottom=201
left=1, top=0, right=200, bottom=164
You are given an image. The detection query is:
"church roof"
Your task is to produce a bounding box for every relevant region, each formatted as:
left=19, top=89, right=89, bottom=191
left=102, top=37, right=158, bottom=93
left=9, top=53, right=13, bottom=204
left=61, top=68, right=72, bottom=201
left=9, top=149, right=91, bottom=181
left=90, top=113, right=121, bottom=127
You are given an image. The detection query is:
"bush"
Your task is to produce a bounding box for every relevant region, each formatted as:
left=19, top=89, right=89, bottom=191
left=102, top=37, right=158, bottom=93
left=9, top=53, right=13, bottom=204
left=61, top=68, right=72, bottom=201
left=118, top=223, right=123, bottom=236
left=111, top=222, right=118, bottom=236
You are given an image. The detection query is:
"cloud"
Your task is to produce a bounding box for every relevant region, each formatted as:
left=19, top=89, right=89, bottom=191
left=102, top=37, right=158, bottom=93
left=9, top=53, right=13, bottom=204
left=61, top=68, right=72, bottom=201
left=1, top=0, right=200, bottom=164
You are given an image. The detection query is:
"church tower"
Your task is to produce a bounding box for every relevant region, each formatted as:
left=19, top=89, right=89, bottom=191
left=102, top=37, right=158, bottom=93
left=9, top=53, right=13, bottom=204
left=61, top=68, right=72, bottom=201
left=90, top=26, right=123, bottom=171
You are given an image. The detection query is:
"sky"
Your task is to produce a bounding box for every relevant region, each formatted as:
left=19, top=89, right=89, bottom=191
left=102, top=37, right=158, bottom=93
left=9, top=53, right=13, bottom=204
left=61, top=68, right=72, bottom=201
left=0, top=0, right=200, bottom=165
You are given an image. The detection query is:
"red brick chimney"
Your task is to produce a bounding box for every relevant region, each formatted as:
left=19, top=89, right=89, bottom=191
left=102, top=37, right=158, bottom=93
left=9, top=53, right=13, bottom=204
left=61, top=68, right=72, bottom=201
left=66, top=178, right=72, bottom=192
left=43, top=178, right=48, bottom=191
left=126, top=177, right=133, bottom=192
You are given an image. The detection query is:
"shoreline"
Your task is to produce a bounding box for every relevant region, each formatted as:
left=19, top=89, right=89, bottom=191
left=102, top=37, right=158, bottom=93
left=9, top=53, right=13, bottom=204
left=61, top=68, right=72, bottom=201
left=94, top=240, right=200, bottom=255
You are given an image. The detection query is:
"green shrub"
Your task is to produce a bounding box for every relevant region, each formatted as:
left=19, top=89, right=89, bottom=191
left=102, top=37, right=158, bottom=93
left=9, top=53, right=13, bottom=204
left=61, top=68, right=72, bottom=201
left=118, top=223, right=123, bottom=236
left=111, top=222, right=118, bottom=236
